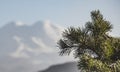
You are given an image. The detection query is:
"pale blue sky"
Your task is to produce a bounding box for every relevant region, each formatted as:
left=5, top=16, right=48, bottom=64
left=0, top=0, right=120, bottom=34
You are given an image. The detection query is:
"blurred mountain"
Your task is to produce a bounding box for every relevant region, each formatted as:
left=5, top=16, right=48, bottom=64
left=0, top=21, right=74, bottom=72
left=39, top=62, right=79, bottom=72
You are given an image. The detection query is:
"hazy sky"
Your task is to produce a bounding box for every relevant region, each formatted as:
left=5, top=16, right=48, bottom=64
left=0, top=0, right=120, bottom=33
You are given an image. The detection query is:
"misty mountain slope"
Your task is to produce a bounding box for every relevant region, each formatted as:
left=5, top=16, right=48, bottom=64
left=0, top=21, right=74, bottom=72
left=0, top=21, right=61, bottom=57
left=40, top=62, right=79, bottom=72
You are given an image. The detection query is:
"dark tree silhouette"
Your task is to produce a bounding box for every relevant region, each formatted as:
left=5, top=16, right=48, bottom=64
left=58, top=10, right=120, bottom=72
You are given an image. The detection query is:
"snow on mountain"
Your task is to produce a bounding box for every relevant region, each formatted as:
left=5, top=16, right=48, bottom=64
left=0, top=21, right=74, bottom=72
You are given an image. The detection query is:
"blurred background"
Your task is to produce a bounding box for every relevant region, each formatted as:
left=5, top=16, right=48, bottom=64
left=0, top=0, right=119, bottom=72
